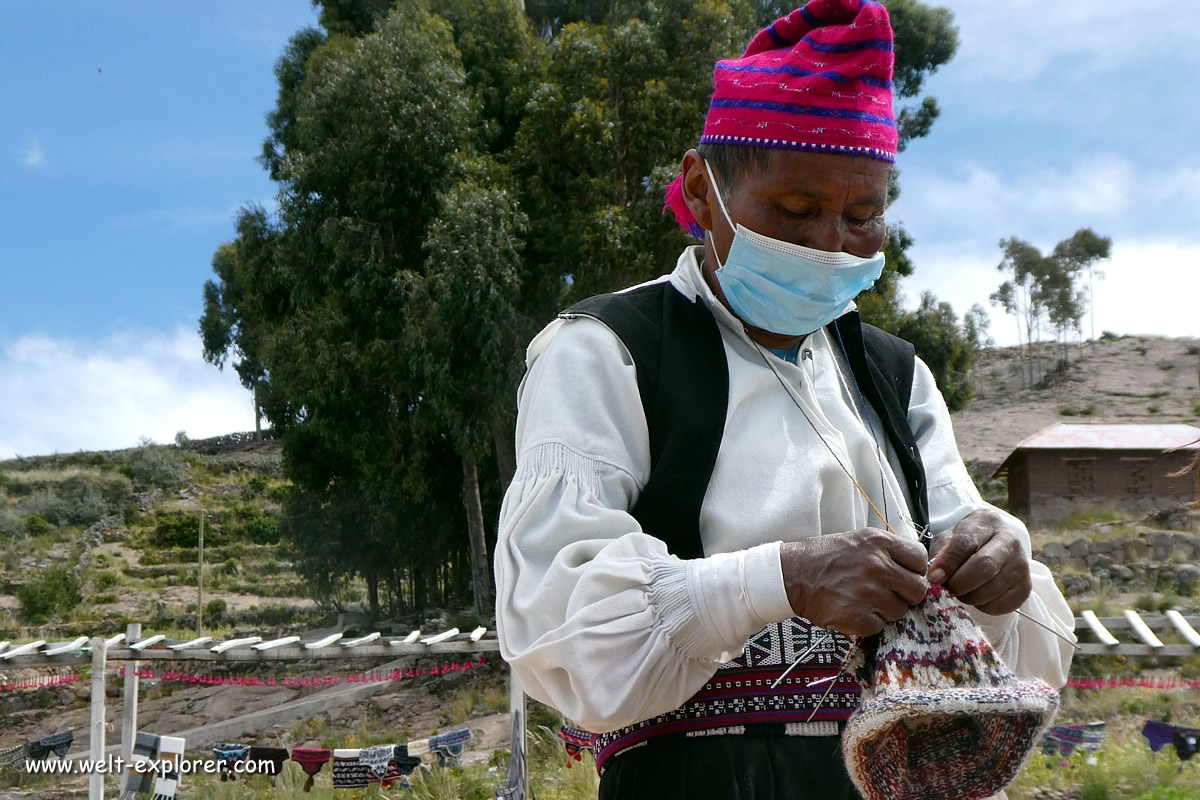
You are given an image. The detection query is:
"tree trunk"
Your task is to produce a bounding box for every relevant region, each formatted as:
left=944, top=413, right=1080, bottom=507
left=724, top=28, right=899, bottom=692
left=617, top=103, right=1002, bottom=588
left=413, top=565, right=426, bottom=612
left=493, top=419, right=517, bottom=494
left=461, top=453, right=493, bottom=617
left=366, top=566, right=380, bottom=618
left=253, top=382, right=262, bottom=441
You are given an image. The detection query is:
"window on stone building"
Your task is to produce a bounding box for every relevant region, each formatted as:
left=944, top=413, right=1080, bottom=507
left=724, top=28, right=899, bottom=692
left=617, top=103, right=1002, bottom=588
left=1064, top=458, right=1096, bottom=496
left=1122, top=458, right=1154, bottom=495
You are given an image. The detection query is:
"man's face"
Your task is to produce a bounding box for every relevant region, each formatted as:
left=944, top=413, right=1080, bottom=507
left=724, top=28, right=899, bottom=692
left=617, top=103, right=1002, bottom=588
left=682, top=148, right=891, bottom=268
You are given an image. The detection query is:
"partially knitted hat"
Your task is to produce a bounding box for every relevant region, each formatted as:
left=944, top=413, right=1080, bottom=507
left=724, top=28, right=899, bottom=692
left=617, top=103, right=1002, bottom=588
left=842, top=585, right=1060, bottom=800
left=665, top=0, right=897, bottom=237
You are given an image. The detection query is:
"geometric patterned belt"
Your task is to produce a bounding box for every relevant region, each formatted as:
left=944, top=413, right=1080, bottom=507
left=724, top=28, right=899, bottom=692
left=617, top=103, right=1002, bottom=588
left=589, top=617, right=861, bottom=774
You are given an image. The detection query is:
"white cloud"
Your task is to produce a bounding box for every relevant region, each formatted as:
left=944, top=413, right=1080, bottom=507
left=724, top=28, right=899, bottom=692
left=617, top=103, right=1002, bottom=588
left=936, top=0, right=1200, bottom=83
left=894, top=154, right=1200, bottom=246
left=21, top=138, right=46, bottom=169
left=0, top=327, right=255, bottom=459
left=900, top=238, right=1200, bottom=347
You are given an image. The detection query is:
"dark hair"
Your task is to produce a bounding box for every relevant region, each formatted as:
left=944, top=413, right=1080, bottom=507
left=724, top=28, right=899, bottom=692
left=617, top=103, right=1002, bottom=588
left=696, top=143, right=773, bottom=190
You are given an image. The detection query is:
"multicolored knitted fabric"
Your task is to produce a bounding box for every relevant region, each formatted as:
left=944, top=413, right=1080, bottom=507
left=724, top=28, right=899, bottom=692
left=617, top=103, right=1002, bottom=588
left=842, top=585, right=1060, bottom=800
left=26, top=730, right=73, bottom=760
left=556, top=725, right=594, bottom=768
left=1142, top=720, right=1175, bottom=752
left=1175, top=727, right=1200, bottom=762
left=0, top=744, right=26, bottom=770
left=289, top=748, right=331, bottom=793
left=247, top=745, right=288, bottom=778
left=212, top=743, right=249, bottom=781
left=429, top=728, right=472, bottom=767
left=664, top=0, right=897, bottom=237
left=331, top=749, right=372, bottom=789
left=1041, top=724, right=1083, bottom=757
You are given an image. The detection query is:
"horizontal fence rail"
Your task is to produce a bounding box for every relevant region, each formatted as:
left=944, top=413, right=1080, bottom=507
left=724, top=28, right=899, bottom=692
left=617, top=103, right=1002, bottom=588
left=1072, top=612, right=1200, bottom=656
left=0, top=627, right=500, bottom=667
left=1, top=614, right=1199, bottom=665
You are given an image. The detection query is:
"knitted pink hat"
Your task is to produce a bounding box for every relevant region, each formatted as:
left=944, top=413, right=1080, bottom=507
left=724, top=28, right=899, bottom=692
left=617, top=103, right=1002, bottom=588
left=842, top=585, right=1060, bottom=800
left=664, top=0, right=897, bottom=237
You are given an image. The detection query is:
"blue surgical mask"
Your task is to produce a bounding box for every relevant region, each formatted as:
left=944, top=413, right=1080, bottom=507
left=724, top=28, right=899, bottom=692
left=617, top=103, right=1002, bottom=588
left=707, top=161, right=885, bottom=337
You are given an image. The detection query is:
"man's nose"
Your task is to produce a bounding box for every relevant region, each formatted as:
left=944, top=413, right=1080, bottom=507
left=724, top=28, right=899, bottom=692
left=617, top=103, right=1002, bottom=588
left=803, top=212, right=846, bottom=253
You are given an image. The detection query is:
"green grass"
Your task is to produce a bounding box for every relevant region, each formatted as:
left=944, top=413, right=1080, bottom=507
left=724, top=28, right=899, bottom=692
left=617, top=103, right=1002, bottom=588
left=1060, top=401, right=1098, bottom=417
left=1009, top=723, right=1200, bottom=799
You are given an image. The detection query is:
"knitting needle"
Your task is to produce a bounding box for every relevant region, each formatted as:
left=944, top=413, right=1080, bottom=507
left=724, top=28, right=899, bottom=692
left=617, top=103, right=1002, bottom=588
left=923, top=554, right=1079, bottom=650
left=1014, top=608, right=1081, bottom=650
left=769, top=631, right=832, bottom=689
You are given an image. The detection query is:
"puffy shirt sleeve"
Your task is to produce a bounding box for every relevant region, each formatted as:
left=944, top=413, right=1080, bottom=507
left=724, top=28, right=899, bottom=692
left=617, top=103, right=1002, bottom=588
left=494, top=318, right=795, bottom=732
left=907, top=357, right=1076, bottom=687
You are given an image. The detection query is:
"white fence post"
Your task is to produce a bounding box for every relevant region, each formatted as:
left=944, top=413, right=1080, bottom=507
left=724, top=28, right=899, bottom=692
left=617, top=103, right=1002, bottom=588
left=121, top=623, right=141, bottom=770
left=89, top=637, right=107, bottom=800
left=509, top=665, right=529, bottom=799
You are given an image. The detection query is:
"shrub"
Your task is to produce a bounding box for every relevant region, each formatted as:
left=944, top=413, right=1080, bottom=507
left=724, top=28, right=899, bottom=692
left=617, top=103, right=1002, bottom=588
left=24, top=513, right=52, bottom=536
left=1156, top=360, right=1175, bottom=371
left=93, top=571, right=120, bottom=591
left=216, top=505, right=281, bottom=545
left=16, top=491, right=71, bottom=526
left=0, top=506, right=26, bottom=538
left=18, top=566, right=82, bottom=624
left=93, top=593, right=119, bottom=605
left=123, top=442, right=188, bottom=490
left=151, top=514, right=201, bottom=548
left=1060, top=402, right=1097, bottom=417
left=240, top=475, right=269, bottom=499
left=204, top=598, right=227, bottom=620
left=223, top=557, right=239, bottom=575
left=1186, top=344, right=1200, bottom=356
left=57, top=471, right=132, bottom=515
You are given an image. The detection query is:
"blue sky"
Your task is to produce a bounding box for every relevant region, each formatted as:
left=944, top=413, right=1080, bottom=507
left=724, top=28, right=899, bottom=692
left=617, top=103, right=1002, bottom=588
left=2, top=0, right=1198, bottom=457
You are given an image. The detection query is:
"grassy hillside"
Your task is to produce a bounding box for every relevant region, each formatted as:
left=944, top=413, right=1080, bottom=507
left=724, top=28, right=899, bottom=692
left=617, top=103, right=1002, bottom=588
left=0, top=436, right=325, bottom=641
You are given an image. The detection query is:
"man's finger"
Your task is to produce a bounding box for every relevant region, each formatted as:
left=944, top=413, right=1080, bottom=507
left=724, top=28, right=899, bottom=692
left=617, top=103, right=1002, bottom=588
left=957, top=576, right=1008, bottom=609
left=974, top=582, right=1031, bottom=616
left=885, top=567, right=930, bottom=606
left=947, top=536, right=1014, bottom=598
left=886, top=535, right=930, bottom=576
left=929, top=526, right=992, bottom=585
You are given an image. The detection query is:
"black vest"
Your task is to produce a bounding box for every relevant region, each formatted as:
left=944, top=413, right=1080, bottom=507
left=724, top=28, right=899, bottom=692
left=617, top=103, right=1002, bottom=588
left=561, top=281, right=930, bottom=559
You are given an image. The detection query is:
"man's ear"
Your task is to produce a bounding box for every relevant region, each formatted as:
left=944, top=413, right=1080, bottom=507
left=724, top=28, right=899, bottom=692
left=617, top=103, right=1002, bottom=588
left=680, top=150, right=714, bottom=234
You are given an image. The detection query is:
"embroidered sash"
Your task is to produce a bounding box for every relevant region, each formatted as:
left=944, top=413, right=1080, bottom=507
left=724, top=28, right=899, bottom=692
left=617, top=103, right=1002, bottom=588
left=589, top=617, right=860, bottom=773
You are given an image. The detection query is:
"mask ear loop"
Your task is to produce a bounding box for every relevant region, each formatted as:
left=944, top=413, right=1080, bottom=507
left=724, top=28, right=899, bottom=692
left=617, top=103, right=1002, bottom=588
left=703, top=160, right=736, bottom=271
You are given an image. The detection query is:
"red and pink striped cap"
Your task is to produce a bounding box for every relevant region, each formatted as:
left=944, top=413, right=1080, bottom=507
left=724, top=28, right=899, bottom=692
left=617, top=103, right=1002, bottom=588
left=665, top=0, right=896, bottom=237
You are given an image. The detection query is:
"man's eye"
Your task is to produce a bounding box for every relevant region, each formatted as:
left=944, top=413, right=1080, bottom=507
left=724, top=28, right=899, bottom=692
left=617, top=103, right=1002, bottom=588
left=849, top=213, right=881, bottom=226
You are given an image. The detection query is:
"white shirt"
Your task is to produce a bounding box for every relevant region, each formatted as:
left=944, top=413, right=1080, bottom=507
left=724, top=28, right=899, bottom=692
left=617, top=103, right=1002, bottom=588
left=494, top=246, right=1075, bottom=733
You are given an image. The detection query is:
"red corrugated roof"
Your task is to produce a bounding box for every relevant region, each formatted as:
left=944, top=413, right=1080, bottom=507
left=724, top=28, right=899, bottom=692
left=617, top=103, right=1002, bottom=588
left=1010, top=423, right=1200, bottom=451
left=993, top=423, right=1200, bottom=478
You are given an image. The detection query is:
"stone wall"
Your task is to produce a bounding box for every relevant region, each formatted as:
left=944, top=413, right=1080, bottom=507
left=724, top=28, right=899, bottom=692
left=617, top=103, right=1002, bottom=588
left=1034, top=527, right=1200, bottom=596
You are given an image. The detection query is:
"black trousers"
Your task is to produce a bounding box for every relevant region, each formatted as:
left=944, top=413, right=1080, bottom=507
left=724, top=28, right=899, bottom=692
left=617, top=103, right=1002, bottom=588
left=597, top=734, right=863, bottom=800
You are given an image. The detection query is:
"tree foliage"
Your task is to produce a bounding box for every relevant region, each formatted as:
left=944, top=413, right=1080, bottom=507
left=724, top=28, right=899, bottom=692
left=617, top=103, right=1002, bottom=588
left=990, top=228, right=1112, bottom=386
left=201, top=0, right=966, bottom=617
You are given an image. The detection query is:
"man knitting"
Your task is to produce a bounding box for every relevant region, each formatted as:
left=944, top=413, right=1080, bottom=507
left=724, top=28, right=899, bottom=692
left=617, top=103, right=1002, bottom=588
left=495, top=1, right=1075, bottom=797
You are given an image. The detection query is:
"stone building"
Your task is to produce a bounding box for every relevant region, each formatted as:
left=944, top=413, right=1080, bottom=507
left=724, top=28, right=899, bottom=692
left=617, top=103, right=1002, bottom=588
left=993, top=423, right=1200, bottom=524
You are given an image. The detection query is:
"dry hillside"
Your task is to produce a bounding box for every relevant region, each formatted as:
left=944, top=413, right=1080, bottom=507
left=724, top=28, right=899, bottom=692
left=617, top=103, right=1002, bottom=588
left=950, top=334, right=1200, bottom=468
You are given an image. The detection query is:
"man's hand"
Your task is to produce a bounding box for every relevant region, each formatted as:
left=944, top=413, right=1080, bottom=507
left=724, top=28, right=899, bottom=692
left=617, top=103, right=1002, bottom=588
left=928, top=508, right=1031, bottom=616
left=781, top=528, right=928, bottom=637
